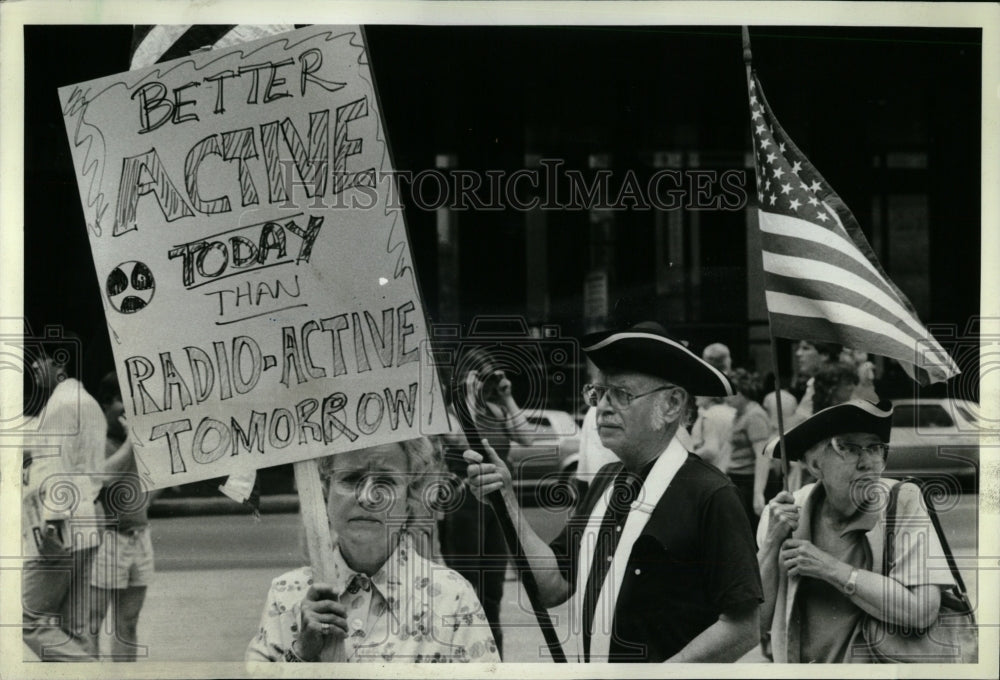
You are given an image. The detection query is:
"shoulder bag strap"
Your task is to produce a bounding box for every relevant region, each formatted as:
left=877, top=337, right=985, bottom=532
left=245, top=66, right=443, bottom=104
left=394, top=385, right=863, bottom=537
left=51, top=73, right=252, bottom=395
left=886, top=478, right=968, bottom=596
left=915, top=482, right=969, bottom=596
left=881, top=480, right=906, bottom=575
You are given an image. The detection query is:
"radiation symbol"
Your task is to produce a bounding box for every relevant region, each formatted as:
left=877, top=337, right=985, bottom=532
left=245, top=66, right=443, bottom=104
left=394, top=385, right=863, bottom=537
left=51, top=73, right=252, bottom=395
left=106, top=261, right=155, bottom=314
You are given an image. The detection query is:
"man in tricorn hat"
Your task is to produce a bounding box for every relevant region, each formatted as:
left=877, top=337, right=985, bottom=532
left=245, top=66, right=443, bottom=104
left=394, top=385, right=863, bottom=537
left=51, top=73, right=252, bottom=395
left=464, top=322, right=763, bottom=662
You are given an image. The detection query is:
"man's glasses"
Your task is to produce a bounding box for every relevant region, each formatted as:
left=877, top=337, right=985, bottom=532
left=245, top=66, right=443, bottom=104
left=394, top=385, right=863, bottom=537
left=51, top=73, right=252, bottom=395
left=829, top=437, right=889, bottom=470
left=582, top=383, right=676, bottom=409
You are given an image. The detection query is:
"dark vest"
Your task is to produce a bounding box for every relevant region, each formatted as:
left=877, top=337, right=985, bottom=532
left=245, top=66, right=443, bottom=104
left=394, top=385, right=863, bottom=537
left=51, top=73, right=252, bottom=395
left=572, top=454, right=761, bottom=662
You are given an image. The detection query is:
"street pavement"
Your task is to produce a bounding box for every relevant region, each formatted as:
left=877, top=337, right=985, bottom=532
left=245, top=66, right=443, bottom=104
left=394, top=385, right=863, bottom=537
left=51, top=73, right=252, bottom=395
left=94, top=494, right=978, bottom=664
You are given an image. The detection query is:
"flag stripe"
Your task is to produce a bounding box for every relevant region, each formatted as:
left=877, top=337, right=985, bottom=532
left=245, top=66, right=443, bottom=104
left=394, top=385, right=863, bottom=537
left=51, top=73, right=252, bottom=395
left=759, top=209, right=906, bottom=307
left=212, top=25, right=296, bottom=50
left=753, top=76, right=875, bottom=258
left=129, top=24, right=156, bottom=58
left=767, top=310, right=954, bottom=385
left=820, top=198, right=922, bottom=319
left=761, top=274, right=956, bottom=384
left=764, top=271, right=904, bottom=331
left=760, top=230, right=904, bottom=308
left=768, top=309, right=917, bottom=367
left=131, top=24, right=296, bottom=70
left=761, top=254, right=930, bottom=339
left=748, top=70, right=959, bottom=385
left=130, top=25, right=191, bottom=69
left=158, top=25, right=239, bottom=62
left=765, top=291, right=955, bottom=376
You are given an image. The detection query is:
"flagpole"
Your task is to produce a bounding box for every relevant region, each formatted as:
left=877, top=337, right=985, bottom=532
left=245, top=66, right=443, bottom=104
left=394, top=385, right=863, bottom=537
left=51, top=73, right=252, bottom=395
left=767, top=332, right=791, bottom=491
left=743, top=26, right=791, bottom=491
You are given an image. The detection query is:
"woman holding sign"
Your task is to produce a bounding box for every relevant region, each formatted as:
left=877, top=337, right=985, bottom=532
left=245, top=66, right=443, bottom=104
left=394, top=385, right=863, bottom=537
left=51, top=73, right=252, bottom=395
left=246, top=437, right=500, bottom=663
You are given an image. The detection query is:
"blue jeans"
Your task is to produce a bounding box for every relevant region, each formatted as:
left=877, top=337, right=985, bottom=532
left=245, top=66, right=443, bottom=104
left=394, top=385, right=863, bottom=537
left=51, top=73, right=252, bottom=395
left=22, top=546, right=99, bottom=661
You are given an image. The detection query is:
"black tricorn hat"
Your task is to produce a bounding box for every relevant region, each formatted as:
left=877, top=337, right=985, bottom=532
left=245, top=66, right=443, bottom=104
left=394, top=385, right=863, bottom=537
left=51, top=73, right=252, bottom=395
left=764, top=399, right=894, bottom=462
left=582, top=322, right=734, bottom=397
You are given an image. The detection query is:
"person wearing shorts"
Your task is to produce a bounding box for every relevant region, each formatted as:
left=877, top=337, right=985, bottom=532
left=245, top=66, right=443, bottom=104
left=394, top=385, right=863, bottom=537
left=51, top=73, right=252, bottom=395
left=89, top=372, right=154, bottom=661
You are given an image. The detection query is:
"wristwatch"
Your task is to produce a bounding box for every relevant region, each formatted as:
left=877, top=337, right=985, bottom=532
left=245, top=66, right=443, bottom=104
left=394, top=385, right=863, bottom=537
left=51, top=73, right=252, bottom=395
left=843, top=567, right=859, bottom=595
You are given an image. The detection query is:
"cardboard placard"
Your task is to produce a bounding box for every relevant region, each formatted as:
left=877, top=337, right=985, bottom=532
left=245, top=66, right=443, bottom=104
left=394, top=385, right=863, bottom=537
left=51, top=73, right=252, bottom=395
left=58, top=26, right=448, bottom=489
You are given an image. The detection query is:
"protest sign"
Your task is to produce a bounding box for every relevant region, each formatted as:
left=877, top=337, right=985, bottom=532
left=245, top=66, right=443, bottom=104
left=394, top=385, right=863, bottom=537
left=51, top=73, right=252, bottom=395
left=58, top=25, right=449, bottom=490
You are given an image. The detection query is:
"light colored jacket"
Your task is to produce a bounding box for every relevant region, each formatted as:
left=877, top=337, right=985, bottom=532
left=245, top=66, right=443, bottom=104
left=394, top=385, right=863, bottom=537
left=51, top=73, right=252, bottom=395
left=757, top=479, right=954, bottom=663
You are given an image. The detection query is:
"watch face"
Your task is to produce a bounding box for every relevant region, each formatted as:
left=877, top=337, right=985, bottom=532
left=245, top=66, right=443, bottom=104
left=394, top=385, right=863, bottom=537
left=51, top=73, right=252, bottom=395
left=844, top=569, right=858, bottom=594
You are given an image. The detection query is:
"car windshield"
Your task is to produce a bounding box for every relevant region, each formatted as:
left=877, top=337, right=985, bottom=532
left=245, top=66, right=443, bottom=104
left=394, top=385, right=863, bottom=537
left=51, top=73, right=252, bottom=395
left=893, top=404, right=955, bottom=429
left=524, top=412, right=576, bottom=436
left=526, top=415, right=554, bottom=434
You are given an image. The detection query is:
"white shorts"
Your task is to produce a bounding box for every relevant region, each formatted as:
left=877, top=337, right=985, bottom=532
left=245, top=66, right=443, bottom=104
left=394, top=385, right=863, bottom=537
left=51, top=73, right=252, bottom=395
left=91, top=526, right=154, bottom=589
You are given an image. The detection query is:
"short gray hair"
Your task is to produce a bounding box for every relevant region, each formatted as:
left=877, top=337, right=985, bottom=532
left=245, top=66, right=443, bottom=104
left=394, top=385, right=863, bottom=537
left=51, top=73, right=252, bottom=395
left=316, top=437, right=443, bottom=519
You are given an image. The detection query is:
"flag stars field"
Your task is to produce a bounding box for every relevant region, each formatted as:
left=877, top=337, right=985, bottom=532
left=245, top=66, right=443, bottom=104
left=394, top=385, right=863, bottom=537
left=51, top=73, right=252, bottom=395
left=744, top=69, right=960, bottom=385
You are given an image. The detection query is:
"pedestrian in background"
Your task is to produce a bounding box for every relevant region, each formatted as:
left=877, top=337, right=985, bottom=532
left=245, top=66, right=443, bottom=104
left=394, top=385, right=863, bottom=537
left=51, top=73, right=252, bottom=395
left=840, top=348, right=880, bottom=403
left=88, top=371, right=155, bottom=661
left=762, top=375, right=798, bottom=437
left=690, top=343, right=736, bottom=471
left=22, top=346, right=105, bottom=660
left=812, top=361, right=860, bottom=413
left=725, top=369, right=778, bottom=523
left=438, top=347, right=535, bottom=659
left=792, top=340, right=842, bottom=421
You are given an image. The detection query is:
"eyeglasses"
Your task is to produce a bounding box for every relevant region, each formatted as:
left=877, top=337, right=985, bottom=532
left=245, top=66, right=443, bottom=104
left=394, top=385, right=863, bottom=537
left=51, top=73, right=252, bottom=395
left=582, top=383, right=676, bottom=409
left=326, top=470, right=410, bottom=498
left=829, top=437, right=889, bottom=470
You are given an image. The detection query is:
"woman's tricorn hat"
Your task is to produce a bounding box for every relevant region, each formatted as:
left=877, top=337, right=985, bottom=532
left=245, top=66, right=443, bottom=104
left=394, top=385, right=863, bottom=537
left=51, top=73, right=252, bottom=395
left=582, top=322, right=734, bottom=397
left=764, top=399, right=894, bottom=462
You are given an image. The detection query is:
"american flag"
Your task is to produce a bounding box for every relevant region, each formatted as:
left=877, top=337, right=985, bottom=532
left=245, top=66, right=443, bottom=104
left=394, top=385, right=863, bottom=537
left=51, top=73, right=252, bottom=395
left=130, top=24, right=296, bottom=69
left=747, top=72, right=960, bottom=385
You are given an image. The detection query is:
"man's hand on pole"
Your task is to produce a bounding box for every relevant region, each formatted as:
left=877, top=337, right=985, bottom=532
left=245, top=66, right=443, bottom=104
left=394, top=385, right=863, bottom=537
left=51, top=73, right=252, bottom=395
left=462, top=438, right=572, bottom=610
left=464, top=439, right=512, bottom=501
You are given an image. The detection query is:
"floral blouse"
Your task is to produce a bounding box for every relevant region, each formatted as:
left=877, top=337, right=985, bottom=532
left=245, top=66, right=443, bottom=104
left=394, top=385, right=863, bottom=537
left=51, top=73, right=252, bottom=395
left=246, top=532, right=499, bottom=663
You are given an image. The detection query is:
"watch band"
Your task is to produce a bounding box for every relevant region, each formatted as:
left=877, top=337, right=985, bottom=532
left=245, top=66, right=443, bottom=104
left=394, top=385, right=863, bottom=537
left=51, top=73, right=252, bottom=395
left=843, top=567, right=859, bottom=595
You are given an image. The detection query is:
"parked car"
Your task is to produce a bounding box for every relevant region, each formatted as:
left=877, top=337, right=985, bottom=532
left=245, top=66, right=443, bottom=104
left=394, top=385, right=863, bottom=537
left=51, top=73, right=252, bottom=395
left=506, top=408, right=580, bottom=506
left=885, top=398, right=980, bottom=491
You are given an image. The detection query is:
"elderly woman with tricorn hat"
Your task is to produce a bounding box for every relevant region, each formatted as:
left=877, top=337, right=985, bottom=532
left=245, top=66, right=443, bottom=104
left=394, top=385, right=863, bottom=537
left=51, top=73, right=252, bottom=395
left=757, top=400, right=955, bottom=663
left=246, top=438, right=499, bottom=664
